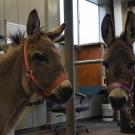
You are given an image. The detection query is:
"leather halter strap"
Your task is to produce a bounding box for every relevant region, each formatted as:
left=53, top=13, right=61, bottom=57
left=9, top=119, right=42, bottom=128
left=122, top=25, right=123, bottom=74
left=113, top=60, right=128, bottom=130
left=23, top=43, right=68, bottom=98
left=109, top=79, right=135, bottom=107
left=109, top=82, right=132, bottom=93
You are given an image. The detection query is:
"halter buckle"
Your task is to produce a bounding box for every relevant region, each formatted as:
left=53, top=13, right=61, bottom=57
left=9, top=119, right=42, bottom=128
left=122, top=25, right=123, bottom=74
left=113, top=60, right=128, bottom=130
left=26, top=69, right=33, bottom=77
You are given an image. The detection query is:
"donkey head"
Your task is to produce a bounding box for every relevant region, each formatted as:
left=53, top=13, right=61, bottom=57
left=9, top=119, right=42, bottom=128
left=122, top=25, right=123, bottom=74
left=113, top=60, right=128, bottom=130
left=101, top=11, right=135, bottom=110
left=22, top=9, right=72, bottom=104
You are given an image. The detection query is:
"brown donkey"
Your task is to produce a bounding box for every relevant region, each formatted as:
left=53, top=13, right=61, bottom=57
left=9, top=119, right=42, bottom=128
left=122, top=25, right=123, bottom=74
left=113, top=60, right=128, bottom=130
left=101, top=11, right=135, bottom=129
left=0, top=9, right=72, bottom=135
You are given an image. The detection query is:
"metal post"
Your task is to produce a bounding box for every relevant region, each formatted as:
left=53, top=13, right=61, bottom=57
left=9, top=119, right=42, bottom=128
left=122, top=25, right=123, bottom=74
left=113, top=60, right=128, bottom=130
left=64, top=0, right=76, bottom=135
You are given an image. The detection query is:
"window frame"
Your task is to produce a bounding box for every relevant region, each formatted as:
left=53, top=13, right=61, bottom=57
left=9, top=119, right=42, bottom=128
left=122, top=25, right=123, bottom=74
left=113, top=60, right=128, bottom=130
left=59, top=0, right=100, bottom=45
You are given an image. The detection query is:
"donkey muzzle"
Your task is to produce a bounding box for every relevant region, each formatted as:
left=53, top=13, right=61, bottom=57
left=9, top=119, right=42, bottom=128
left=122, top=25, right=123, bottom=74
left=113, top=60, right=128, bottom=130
left=48, top=80, right=73, bottom=103
left=109, top=88, right=128, bottom=110
left=109, top=96, right=126, bottom=110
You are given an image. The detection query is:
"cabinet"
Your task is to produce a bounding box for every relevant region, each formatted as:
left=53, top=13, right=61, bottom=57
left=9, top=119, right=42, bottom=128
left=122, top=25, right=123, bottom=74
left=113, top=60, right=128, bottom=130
left=76, top=43, right=105, bottom=94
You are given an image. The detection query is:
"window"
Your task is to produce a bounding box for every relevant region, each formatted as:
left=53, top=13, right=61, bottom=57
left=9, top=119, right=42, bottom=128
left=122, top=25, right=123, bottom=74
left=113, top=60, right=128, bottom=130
left=79, top=0, right=99, bottom=44
left=60, top=0, right=99, bottom=45
left=7, top=22, right=26, bottom=35
left=7, top=22, right=26, bottom=43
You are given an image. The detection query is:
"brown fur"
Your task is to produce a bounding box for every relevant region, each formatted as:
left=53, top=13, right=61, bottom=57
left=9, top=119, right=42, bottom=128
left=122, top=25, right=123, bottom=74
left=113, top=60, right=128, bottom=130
left=0, top=45, right=29, bottom=134
left=0, top=9, right=72, bottom=135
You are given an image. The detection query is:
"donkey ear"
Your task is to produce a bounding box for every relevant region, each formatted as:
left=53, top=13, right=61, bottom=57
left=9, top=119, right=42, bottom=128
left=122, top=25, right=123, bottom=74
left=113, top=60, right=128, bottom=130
left=101, top=14, right=115, bottom=46
left=27, top=9, right=40, bottom=36
left=54, top=34, right=65, bottom=43
left=125, top=11, right=135, bottom=44
left=47, top=23, right=66, bottom=41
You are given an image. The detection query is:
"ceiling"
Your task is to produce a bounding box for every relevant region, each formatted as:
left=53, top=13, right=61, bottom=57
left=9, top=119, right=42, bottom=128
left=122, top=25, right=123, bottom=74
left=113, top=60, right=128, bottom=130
left=128, top=0, right=135, bottom=7
left=87, top=0, right=112, bottom=5
left=87, top=0, right=135, bottom=6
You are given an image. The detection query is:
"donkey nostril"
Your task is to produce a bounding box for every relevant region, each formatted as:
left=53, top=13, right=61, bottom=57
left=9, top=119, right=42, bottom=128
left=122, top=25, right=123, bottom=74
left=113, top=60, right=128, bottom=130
left=109, top=96, right=126, bottom=110
left=61, top=86, right=73, bottom=98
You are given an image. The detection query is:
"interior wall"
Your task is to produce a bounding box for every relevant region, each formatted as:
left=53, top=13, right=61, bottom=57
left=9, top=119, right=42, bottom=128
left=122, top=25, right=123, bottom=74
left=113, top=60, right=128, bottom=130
left=113, top=0, right=128, bottom=36
left=47, top=0, right=60, bottom=30
left=113, top=0, right=123, bottom=36
left=0, top=0, right=4, bottom=34
left=0, top=0, right=60, bottom=35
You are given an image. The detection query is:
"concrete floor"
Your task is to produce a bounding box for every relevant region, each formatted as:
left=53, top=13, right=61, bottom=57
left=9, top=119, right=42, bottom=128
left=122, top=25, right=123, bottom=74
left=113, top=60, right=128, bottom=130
left=17, top=119, right=135, bottom=135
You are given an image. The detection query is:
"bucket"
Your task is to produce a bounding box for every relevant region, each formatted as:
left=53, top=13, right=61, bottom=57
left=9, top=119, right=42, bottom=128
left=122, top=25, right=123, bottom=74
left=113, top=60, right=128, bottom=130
left=9, top=128, right=15, bottom=135
left=101, top=104, right=114, bottom=121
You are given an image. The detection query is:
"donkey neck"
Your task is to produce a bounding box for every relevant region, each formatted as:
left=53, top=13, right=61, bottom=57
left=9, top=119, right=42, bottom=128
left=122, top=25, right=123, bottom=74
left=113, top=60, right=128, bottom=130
left=0, top=45, right=31, bottom=135
left=0, top=45, right=23, bottom=76
left=0, top=44, right=28, bottom=98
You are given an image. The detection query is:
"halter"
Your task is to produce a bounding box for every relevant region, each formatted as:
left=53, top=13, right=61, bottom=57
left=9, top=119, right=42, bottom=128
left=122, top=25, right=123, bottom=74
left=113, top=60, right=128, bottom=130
left=23, top=43, right=68, bottom=98
left=109, top=67, right=135, bottom=108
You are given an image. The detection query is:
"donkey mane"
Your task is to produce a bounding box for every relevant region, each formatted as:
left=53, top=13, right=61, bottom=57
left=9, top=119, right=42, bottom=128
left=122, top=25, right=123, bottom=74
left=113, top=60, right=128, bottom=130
left=9, top=30, right=25, bottom=45
left=9, top=28, right=46, bottom=46
left=1, top=27, right=46, bottom=76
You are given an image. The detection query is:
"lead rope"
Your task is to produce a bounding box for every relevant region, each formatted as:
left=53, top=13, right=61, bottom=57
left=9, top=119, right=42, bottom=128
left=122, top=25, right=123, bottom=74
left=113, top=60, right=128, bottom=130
left=128, top=77, right=135, bottom=119
left=130, top=78, right=135, bottom=107
left=128, top=77, right=135, bottom=128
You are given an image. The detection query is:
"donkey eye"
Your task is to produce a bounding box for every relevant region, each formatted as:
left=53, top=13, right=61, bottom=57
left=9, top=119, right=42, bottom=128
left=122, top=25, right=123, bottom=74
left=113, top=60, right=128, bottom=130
left=33, top=53, right=48, bottom=63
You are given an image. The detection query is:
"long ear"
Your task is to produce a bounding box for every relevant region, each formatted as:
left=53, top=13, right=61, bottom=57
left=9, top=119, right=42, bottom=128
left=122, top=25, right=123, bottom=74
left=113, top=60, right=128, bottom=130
left=27, top=9, right=40, bottom=36
left=101, top=14, right=115, bottom=46
left=54, top=34, right=65, bottom=43
left=125, top=11, right=135, bottom=44
left=47, top=23, right=66, bottom=41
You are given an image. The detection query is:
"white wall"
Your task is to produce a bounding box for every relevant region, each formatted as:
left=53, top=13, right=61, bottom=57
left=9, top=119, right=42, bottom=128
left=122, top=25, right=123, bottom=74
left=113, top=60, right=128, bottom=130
left=0, top=0, right=4, bottom=34
left=47, top=0, right=60, bottom=30
left=99, top=5, right=106, bottom=43
left=5, top=0, right=45, bottom=25
left=113, top=0, right=128, bottom=36
left=113, top=0, right=123, bottom=36
left=0, top=0, right=60, bottom=35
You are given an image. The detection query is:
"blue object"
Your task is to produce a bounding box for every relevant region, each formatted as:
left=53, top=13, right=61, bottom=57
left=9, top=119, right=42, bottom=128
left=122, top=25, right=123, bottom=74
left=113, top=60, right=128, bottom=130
left=79, top=85, right=107, bottom=95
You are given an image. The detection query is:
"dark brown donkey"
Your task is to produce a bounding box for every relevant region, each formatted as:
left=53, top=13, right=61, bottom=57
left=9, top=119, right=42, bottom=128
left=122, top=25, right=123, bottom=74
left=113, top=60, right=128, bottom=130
left=0, top=9, right=72, bottom=135
left=101, top=11, right=135, bottom=128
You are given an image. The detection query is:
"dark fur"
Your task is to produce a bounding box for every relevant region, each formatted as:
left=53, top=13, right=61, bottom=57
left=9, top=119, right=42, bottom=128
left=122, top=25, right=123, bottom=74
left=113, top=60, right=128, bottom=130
left=102, top=11, right=135, bottom=92
left=102, top=11, right=135, bottom=125
left=9, top=30, right=25, bottom=45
